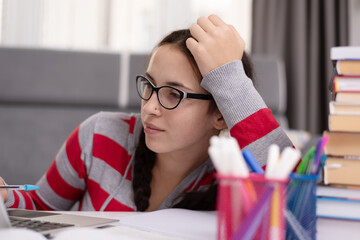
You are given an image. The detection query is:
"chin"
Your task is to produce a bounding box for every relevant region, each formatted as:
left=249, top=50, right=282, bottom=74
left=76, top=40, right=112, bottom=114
left=144, top=137, right=165, bottom=153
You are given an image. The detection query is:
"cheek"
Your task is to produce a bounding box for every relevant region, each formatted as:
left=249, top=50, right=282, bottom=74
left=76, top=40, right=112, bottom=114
left=170, top=104, right=213, bottom=135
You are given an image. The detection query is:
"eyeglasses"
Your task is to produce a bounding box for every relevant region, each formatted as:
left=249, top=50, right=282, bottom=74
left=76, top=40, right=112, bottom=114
left=136, top=75, right=213, bottom=110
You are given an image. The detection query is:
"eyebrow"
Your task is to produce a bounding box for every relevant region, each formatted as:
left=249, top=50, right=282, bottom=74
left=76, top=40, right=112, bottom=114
left=145, top=72, right=192, bottom=91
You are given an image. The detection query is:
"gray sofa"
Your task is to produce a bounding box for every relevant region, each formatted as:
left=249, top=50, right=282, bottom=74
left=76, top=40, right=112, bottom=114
left=0, top=47, right=148, bottom=184
left=0, top=47, right=301, bottom=185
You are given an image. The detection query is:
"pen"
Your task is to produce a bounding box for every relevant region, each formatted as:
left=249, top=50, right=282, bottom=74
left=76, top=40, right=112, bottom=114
left=0, top=185, right=39, bottom=191
left=316, top=155, right=327, bottom=175
left=296, top=146, right=315, bottom=174
left=311, top=136, right=329, bottom=174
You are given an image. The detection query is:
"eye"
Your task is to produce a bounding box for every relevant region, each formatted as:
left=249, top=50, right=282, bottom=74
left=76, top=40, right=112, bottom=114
left=140, top=79, right=153, bottom=91
left=168, top=89, right=182, bottom=99
left=143, top=81, right=151, bottom=88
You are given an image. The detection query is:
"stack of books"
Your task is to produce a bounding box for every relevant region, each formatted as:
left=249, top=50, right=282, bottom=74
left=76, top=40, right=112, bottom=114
left=317, top=46, right=360, bottom=225
left=324, top=46, right=360, bottom=186
left=317, top=183, right=360, bottom=238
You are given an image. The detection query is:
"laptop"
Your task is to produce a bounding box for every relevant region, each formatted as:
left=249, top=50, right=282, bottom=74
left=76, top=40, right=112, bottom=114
left=0, top=196, right=118, bottom=237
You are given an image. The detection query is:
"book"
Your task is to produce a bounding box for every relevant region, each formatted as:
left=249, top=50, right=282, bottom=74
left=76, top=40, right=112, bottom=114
left=333, top=75, right=360, bottom=92
left=329, top=101, right=360, bottom=115
left=317, top=196, right=360, bottom=220
left=324, top=156, right=360, bottom=185
left=335, top=92, right=360, bottom=103
left=336, top=60, right=360, bottom=75
left=323, top=131, right=360, bottom=156
left=328, top=183, right=360, bottom=190
left=317, top=184, right=360, bottom=200
left=317, top=217, right=360, bottom=239
left=331, top=46, right=360, bottom=60
left=328, top=114, right=360, bottom=132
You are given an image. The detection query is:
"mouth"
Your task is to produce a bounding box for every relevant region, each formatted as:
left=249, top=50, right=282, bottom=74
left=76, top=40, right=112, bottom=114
left=144, top=122, right=164, bottom=134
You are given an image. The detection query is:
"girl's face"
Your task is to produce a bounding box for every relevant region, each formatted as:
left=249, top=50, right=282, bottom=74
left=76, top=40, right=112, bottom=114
left=141, top=44, right=220, bottom=156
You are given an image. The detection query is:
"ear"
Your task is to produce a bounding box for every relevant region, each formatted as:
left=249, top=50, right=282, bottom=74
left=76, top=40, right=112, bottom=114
left=212, top=110, right=227, bottom=130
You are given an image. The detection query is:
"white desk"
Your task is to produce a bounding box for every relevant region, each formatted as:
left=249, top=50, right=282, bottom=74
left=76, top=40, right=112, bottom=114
left=52, top=209, right=216, bottom=240
left=63, top=211, right=357, bottom=240
left=2, top=209, right=350, bottom=239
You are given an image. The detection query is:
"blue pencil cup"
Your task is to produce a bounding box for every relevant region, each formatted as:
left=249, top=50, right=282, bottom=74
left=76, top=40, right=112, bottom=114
left=286, top=173, right=318, bottom=240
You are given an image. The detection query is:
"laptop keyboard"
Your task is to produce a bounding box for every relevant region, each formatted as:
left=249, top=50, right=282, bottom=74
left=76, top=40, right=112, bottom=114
left=10, top=217, right=74, bottom=232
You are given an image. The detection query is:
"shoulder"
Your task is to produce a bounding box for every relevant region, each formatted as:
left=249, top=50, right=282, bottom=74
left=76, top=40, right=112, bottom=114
left=93, top=111, right=139, bottom=121
left=80, top=111, right=141, bottom=134
left=77, top=111, right=142, bottom=161
left=80, top=111, right=140, bottom=128
left=81, top=111, right=142, bottom=148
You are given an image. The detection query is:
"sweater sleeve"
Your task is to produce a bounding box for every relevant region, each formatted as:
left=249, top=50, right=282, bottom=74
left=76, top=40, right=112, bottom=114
left=5, top=113, right=99, bottom=210
left=201, top=60, right=294, bottom=166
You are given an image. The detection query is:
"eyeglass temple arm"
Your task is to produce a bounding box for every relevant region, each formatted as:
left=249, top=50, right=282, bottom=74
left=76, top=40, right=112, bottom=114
left=185, top=93, right=213, bottom=100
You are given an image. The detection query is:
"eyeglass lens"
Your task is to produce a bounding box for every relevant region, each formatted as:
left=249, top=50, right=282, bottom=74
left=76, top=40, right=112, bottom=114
left=137, top=76, right=182, bottom=109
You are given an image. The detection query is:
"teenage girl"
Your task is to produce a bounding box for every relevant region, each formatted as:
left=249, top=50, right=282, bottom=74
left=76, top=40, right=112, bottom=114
left=0, top=15, right=293, bottom=211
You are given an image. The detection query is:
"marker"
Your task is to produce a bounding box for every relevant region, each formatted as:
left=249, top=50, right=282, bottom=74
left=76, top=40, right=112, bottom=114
left=228, top=138, right=249, bottom=177
left=0, top=185, right=39, bottom=191
left=266, top=145, right=280, bottom=178
left=242, top=149, right=265, bottom=174
left=270, top=147, right=301, bottom=180
left=269, top=186, right=282, bottom=240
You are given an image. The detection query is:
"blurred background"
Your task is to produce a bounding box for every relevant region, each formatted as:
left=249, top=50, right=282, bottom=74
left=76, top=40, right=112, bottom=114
left=1, top=0, right=359, bottom=132
left=0, top=0, right=359, bottom=183
left=0, top=0, right=253, bottom=52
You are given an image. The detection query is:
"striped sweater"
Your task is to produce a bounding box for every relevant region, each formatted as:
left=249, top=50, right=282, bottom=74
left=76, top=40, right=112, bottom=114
left=5, top=60, right=293, bottom=211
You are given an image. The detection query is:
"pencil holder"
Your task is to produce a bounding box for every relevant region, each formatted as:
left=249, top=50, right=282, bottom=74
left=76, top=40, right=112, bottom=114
left=286, top=173, right=318, bottom=240
left=216, top=173, right=287, bottom=240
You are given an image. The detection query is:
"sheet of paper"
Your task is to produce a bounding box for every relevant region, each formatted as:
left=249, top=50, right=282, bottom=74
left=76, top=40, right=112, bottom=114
left=0, top=228, right=47, bottom=240
left=53, top=226, right=181, bottom=240
left=112, top=209, right=217, bottom=240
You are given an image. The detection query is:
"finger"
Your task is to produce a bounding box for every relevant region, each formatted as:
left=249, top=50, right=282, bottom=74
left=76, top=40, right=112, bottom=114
left=208, top=14, right=226, bottom=26
left=197, top=16, right=216, bottom=32
left=185, top=37, right=198, bottom=53
left=189, top=24, right=207, bottom=42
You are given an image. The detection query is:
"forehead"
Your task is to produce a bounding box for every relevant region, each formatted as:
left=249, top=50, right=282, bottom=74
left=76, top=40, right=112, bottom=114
left=147, top=44, right=201, bottom=88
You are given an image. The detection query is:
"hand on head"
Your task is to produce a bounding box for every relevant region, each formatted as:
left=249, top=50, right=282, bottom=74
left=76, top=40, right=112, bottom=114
left=186, top=14, right=245, bottom=77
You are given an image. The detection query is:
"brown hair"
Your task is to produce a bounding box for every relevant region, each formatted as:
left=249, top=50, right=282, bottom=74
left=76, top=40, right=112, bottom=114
left=132, top=29, right=254, bottom=211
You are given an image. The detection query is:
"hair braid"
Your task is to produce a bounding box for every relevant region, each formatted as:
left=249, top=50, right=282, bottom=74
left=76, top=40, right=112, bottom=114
left=132, top=131, right=155, bottom=211
left=173, top=182, right=218, bottom=210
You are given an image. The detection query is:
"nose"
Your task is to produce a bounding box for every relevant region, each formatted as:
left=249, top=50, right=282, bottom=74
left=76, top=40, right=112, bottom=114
left=142, top=91, right=162, bottom=115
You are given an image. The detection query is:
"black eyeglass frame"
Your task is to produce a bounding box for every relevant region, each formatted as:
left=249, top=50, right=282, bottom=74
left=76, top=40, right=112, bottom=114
left=136, top=75, right=213, bottom=110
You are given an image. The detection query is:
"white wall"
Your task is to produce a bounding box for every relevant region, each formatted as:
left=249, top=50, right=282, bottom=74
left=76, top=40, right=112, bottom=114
left=349, top=0, right=360, bottom=46
left=0, top=0, right=2, bottom=40
left=0, top=0, right=253, bottom=53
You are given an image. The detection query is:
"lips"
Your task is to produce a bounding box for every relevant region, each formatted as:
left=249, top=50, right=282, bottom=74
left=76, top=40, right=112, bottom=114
left=144, top=122, right=164, bottom=134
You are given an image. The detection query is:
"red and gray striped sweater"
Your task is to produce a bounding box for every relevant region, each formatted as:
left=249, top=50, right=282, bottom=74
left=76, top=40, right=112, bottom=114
left=5, top=60, right=293, bottom=211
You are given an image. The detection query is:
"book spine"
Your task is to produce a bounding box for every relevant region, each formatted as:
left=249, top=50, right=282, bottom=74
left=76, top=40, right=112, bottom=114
left=336, top=60, right=360, bottom=75
left=331, top=46, right=360, bottom=60
left=333, top=75, right=360, bottom=92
